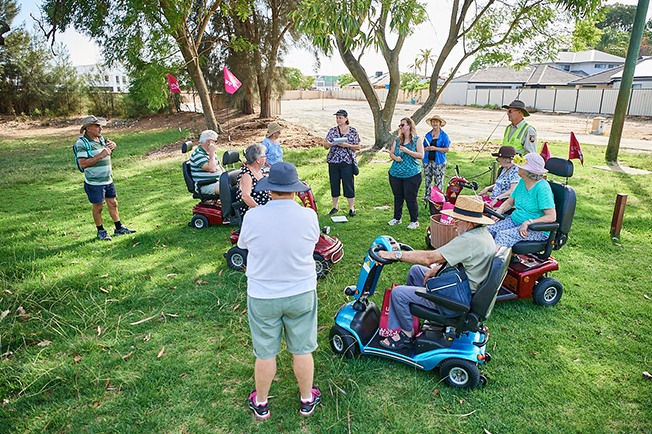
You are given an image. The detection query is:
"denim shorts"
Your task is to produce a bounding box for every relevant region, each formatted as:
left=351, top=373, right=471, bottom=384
left=247, top=291, right=318, bottom=359
left=84, top=182, right=117, bottom=204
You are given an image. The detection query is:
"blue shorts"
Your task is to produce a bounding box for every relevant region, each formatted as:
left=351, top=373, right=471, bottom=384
left=84, top=182, right=117, bottom=204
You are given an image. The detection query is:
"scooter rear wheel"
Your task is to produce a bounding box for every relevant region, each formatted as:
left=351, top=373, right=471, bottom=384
left=225, top=247, right=247, bottom=271
left=532, top=277, right=563, bottom=306
left=314, top=253, right=332, bottom=280
left=439, top=358, right=480, bottom=389
left=191, top=214, right=210, bottom=229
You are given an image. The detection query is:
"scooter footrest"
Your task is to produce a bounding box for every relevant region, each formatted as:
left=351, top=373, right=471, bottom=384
left=414, top=330, right=454, bottom=355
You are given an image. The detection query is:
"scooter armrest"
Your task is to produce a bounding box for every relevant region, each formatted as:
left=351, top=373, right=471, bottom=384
left=196, top=177, right=219, bottom=186
left=528, top=222, right=559, bottom=232
left=231, top=200, right=245, bottom=210
left=414, top=289, right=470, bottom=315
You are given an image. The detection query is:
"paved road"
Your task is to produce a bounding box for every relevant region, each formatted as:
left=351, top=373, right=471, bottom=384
left=281, top=99, right=652, bottom=152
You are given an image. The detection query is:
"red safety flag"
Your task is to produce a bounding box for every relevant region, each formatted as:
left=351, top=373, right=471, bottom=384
left=224, top=67, right=242, bottom=94
left=540, top=142, right=551, bottom=162
left=167, top=74, right=181, bottom=93
left=569, top=132, right=584, bottom=166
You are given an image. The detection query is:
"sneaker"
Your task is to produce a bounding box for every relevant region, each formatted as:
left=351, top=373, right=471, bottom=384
left=407, top=221, right=420, bottom=229
left=114, top=225, right=137, bottom=236
left=248, top=390, right=270, bottom=421
left=328, top=208, right=339, bottom=215
left=299, top=387, right=322, bottom=417
left=97, top=229, right=112, bottom=241
left=349, top=210, right=356, bottom=217
left=387, top=219, right=402, bottom=226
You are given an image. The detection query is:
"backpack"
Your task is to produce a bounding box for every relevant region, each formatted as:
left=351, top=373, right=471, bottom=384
left=73, top=136, right=94, bottom=172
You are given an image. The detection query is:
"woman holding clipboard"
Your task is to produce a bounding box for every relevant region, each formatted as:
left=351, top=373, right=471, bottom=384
left=324, top=109, right=361, bottom=217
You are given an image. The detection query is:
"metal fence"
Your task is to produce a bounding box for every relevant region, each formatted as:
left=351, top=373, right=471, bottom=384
left=465, top=87, right=652, bottom=117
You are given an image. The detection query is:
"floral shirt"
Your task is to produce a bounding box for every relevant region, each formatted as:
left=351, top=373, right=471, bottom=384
left=325, top=126, right=360, bottom=164
left=490, top=165, right=520, bottom=201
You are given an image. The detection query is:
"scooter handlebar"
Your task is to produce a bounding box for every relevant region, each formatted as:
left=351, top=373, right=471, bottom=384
left=484, top=205, right=505, bottom=220
left=368, top=243, right=413, bottom=265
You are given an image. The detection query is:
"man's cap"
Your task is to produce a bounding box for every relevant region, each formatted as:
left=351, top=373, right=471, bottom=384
left=80, top=115, right=107, bottom=134
left=254, top=162, right=310, bottom=193
left=334, top=109, right=348, bottom=117
left=266, top=122, right=283, bottom=137
left=441, top=196, right=495, bottom=225
left=491, top=145, right=516, bottom=158
left=502, top=100, right=530, bottom=117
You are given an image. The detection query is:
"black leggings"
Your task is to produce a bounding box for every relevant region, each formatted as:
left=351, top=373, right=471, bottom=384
left=328, top=162, right=355, bottom=198
left=389, top=173, right=422, bottom=222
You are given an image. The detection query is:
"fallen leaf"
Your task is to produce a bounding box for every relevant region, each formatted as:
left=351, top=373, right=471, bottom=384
left=166, top=273, right=178, bottom=277
left=100, top=274, right=109, bottom=278
left=233, top=304, right=240, bottom=311
left=573, top=358, right=580, bottom=362
left=433, top=389, right=439, bottom=397
left=74, top=355, right=82, bottom=363
left=644, top=294, right=650, bottom=300
left=70, top=261, right=78, bottom=264
left=41, top=272, right=46, bottom=280
left=530, top=351, right=537, bottom=356
left=643, top=372, right=652, bottom=380
left=122, top=352, right=132, bottom=360
left=90, top=402, right=101, bottom=408
left=17, top=307, right=28, bottom=321
left=317, top=325, right=329, bottom=331
left=144, top=333, right=151, bottom=342
left=37, top=340, right=52, bottom=347
left=97, top=326, right=102, bottom=336
left=218, top=269, right=223, bottom=277
left=0, top=310, right=9, bottom=322
left=180, top=373, right=188, bottom=378
left=157, top=346, right=165, bottom=358
left=169, top=286, right=177, bottom=290
left=484, top=429, right=492, bottom=434
left=99, top=287, right=109, bottom=293
left=132, top=242, right=140, bottom=247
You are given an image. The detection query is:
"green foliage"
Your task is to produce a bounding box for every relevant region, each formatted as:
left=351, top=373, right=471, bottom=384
left=1, top=130, right=651, bottom=432
left=400, top=72, right=427, bottom=95
left=284, top=67, right=304, bottom=90
left=302, top=75, right=316, bottom=89
left=338, top=73, right=355, bottom=87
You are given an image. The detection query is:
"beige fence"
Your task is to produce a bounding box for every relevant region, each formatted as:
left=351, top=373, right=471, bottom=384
left=283, top=88, right=441, bottom=105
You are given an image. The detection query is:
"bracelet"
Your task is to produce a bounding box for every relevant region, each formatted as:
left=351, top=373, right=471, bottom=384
left=528, top=219, right=533, bottom=225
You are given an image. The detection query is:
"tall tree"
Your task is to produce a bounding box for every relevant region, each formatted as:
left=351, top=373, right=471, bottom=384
left=40, top=0, right=225, bottom=132
left=417, top=48, right=436, bottom=77
left=295, top=0, right=600, bottom=149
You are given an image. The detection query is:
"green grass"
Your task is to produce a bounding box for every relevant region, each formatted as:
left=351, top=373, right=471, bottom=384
left=1, top=130, right=651, bottom=433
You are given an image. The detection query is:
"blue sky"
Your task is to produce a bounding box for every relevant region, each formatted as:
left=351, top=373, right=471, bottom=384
left=13, top=0, right=652, bottom=75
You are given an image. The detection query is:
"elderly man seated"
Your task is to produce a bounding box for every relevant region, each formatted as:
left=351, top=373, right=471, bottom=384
left=376, top=196, right=497, bottom=349
left=189, top=130, right=223, bottom=196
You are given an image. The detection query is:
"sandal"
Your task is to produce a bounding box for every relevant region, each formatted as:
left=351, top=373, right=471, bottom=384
left=379, top=330, right=414, bottom=350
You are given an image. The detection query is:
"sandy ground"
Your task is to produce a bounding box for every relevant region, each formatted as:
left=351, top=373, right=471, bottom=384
left=280, top=99, right=652, bottom=152
left=2, top=100, right=651, bottom=158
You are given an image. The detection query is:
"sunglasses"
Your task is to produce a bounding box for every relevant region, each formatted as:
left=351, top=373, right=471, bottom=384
left=398, top=123, right=408, bottom=128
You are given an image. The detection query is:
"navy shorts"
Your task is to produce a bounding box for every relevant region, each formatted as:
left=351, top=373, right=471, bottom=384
left=84, top=182, right=117, bottom=204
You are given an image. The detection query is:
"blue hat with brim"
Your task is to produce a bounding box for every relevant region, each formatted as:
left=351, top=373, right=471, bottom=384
left=254, top=162, right=310, bottom=193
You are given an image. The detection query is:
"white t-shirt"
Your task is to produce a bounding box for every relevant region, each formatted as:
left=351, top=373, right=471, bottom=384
left=237, top=199, right=320, bottom=299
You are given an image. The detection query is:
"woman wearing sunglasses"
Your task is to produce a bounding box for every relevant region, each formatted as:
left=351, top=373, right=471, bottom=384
left=388, top=118, right=424, bottom=229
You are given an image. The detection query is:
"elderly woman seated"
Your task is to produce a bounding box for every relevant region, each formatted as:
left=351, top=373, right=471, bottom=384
left=488, top=153, right=556, bottom=247
left=479, top=145, right=520, bottom=208
left=235, top=143, right=272, bottom=221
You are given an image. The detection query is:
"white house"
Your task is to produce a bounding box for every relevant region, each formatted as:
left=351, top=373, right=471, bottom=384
left=611, top=58, right=652, bottom=89
left=74, top=64, right=130, bottom=93
left=539, top=49, right=625, bottom=76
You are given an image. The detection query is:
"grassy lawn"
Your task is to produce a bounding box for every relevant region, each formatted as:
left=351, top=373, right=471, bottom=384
left=1, top=128, right=651, bottom=433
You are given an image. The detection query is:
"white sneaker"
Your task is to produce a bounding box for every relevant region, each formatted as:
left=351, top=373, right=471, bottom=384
left=387, top=219, right=402, bottom=226
left=407, top=221, right=420, bottom=229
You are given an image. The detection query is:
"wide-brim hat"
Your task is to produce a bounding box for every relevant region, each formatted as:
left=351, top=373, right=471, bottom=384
left=513, top=152, right=548, bottom=175
left=502, top=99, right=530, bottom=117
left=491, top=145, right=516, bottom=158
left=334, top=109, right=348, bottom=117
left=80, top=115, right=107, bottom=134
left=441, top=196, right=494, bottom=225
left=254, top=162, right=310, bottom=193
left=266, top=122, right=282, bottom=137
left=426, top=114, right=446, bottom=127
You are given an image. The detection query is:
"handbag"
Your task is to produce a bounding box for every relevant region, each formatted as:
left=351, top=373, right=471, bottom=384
left=425, top=265, right=472, bottom=316
left=347, top=148, right=359, bottom=176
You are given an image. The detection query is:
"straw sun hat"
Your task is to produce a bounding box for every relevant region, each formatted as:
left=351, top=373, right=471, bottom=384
left=441, top=196, right=495, bottom=225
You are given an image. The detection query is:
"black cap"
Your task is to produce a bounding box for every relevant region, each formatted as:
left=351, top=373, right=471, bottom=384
left=334, top=109, right=348, bottom=117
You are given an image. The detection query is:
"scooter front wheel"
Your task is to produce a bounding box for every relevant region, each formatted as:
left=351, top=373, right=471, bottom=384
left=225, top=247, right=247, bottom=271
left=329, top=325, right=357, bottom=359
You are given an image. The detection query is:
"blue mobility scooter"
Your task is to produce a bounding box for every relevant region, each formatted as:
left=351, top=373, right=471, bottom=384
left=329, top=236, right=511, bottom=389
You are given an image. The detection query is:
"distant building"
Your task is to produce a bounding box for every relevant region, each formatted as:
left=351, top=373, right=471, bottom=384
left=314, top=75, right=339, bottom=91
left=74, top=64, right=130, bottom=93
left=539, top=49, right=625, bottom=76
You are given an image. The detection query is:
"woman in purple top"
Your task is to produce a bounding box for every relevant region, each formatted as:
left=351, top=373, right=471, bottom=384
left=324, top=109, right=360, bottom=217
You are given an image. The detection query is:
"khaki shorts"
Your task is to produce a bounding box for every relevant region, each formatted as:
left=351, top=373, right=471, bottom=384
left=197, top=181, right=219, bottom=196
left=247, top=291, right=318, bottom=360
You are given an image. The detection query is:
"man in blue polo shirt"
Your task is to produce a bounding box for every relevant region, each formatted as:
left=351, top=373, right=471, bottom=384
left=74, top=116, right=136, bottom=241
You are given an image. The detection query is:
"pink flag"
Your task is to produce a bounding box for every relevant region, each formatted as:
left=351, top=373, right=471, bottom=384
left=569, top=132, right=584, bottom=166
left=224, top=67, right=241, bottom=94
left=167, top=74, right=181, bottom=93
left=540, top=142, right=551, bottom=162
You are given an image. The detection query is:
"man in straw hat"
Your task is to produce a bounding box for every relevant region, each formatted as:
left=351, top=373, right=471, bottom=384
left=502, top=100, right=537, bottom=155
left=262, top=121, right=283, bottom=171
left=377, top=196, right=496, bottom=350
left=422, top=114, right=451, bottom=201
left=74, top=116, right=136, bottom=241
left=238, top=162, right=322, bottom=420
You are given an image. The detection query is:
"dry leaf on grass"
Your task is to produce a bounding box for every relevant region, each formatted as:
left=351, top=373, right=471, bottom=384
left=100, top=287, right=109, bottom=293
left=73, top=355, right=82, bottom=363
left=157, top=346, right=165, bottom=358
left=97, top=326, right=102, bottom=336
left=122, top=352, right=132, bottom=360
left=166, top=273, right=178, bottom=277
left=644, top=294, right=650, bottom=300
left=130, top=312, right=163, bottom=325
left=433, top=389, right=439, bottom=397
left=643, top=371, right=652, bottom=380
left=100, top=274, right=109, bottom=278
left=37, top=340, right=52, bottom=347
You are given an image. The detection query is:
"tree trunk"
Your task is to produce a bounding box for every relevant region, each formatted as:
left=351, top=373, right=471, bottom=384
left=173, top=27, right=223, bottom=133
left=258, top=82, right=271, bottom=118
left=242, top=83, right=255, bottom=115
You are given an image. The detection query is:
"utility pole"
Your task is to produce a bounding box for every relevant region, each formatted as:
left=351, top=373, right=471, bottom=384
left=605, top=0, right=650, bottom=162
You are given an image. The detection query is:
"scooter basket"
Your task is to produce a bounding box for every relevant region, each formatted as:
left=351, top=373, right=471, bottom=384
left=429, top=214, right=457, bottom=249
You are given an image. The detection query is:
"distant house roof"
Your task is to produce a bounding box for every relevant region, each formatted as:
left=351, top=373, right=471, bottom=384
left=552, top=49, right=625, bottom=64
left=611, top=58, right=652, bottom=80
left=569, top=58, right=651, bottom=86
left=452, top=65, right=580, bottom=86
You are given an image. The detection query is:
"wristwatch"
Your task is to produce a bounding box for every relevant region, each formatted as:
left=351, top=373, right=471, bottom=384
left=395, top=251, right=402, bottom=261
